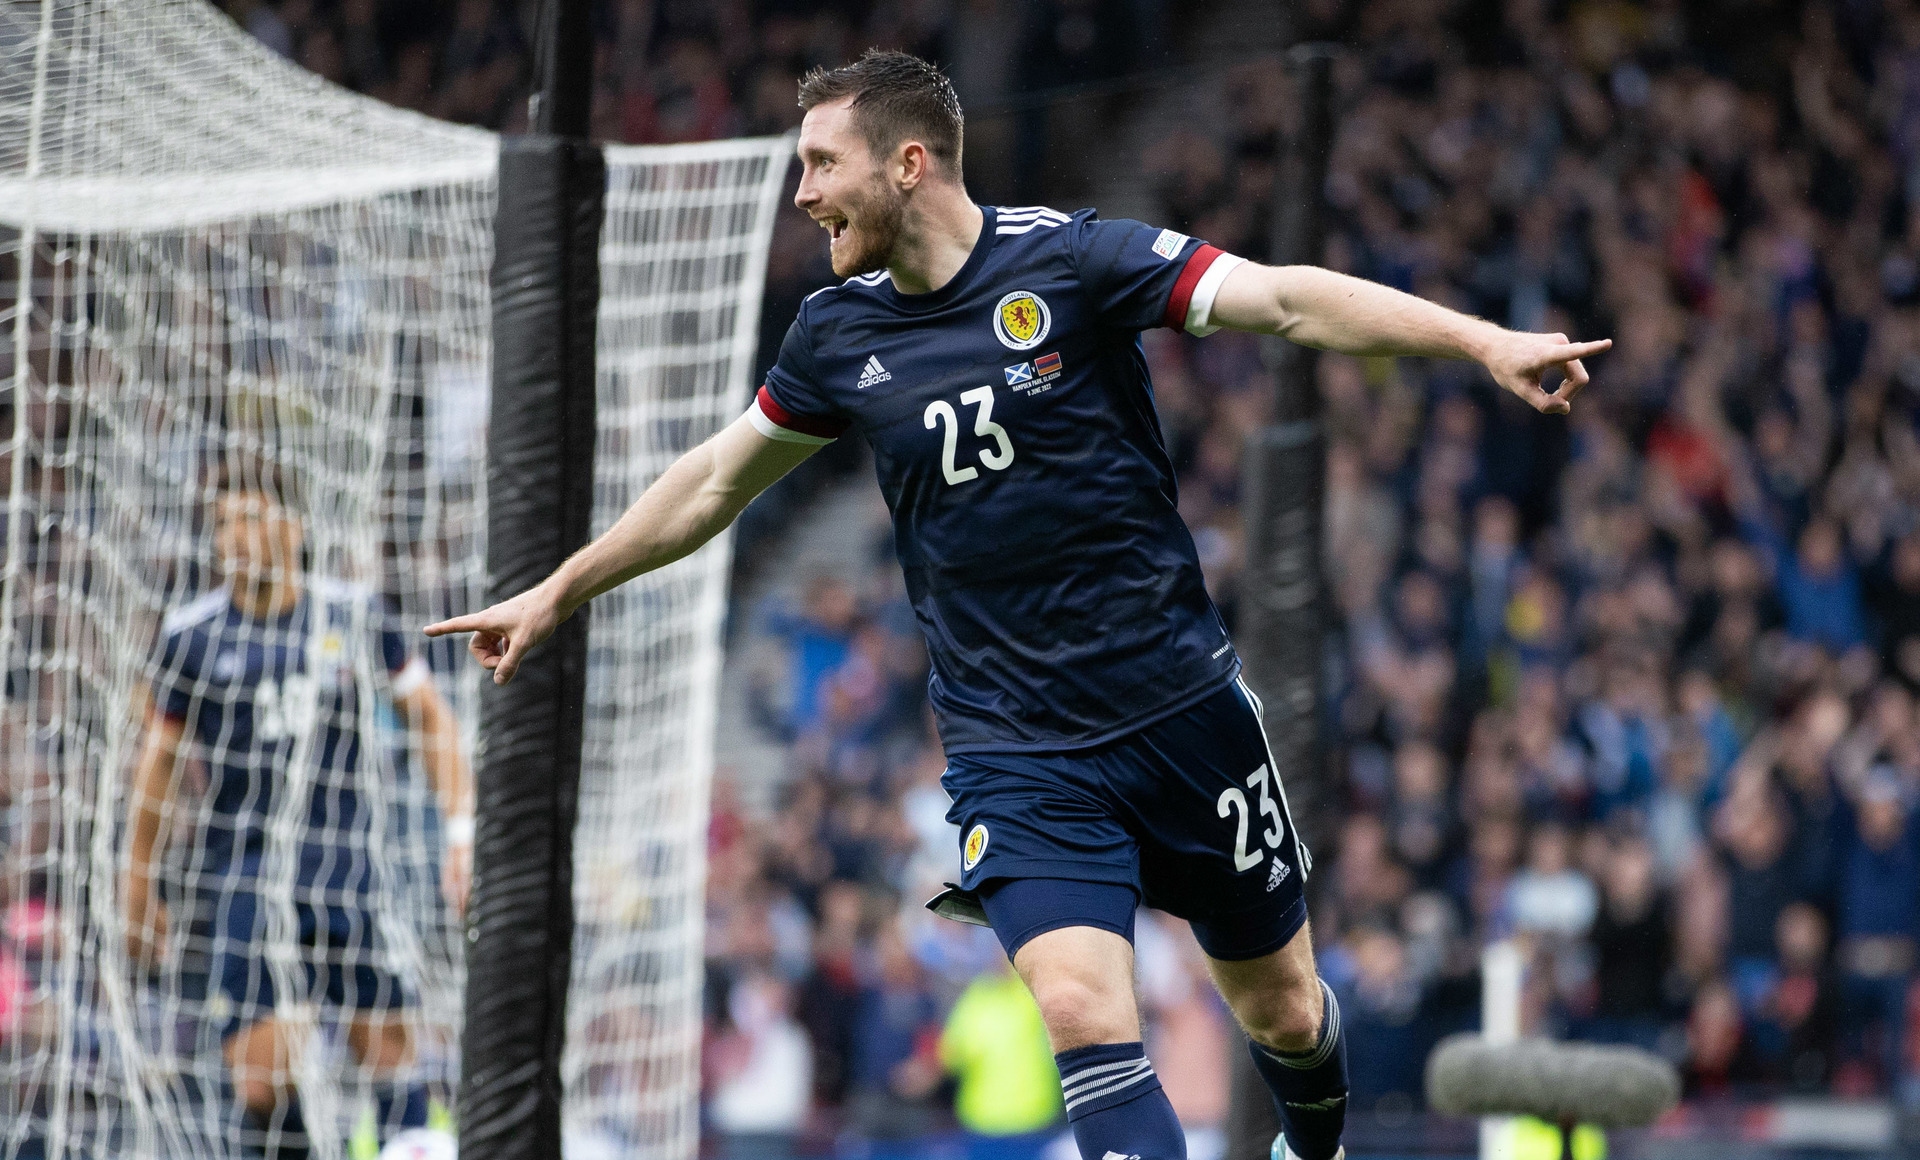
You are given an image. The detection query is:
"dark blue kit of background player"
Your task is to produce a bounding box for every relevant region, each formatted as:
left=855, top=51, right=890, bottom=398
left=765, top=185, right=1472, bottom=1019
left=154, top=585, right=417, bottom=1033
left=756, top=205, right=1309, bottom=960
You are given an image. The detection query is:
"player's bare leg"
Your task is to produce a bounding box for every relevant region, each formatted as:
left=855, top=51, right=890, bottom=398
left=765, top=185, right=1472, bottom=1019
left=349, top=1012, right=430, bottom=1142
left=1012, top=925, right=1139, bottom=1049
left=1204, top=920, right=1324, bottom=1052
left=347, top=1011, right=414, bottom=1072
left=225, top=1016, right=289, bottom=1121
left=1206, top=921, right=1348, bottom=1160
left=1012, top=925, right=1186, bottom=1159
left=225, top=1016, right=305, bottom=1157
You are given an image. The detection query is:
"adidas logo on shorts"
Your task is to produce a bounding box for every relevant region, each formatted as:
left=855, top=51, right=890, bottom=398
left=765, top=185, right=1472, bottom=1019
left=856, top=355, right=891, bottom=388
left=1267, top=855, right=1290, bottom=892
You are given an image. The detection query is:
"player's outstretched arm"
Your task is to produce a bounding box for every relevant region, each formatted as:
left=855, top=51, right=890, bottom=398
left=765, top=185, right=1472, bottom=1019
left=125, top=705, right=185, bottom=964
left=424, top=413, right=821, bottom=685
left=393, top=678, right=474, bottom=914
left=1207, top=262, right=1610, bottom=415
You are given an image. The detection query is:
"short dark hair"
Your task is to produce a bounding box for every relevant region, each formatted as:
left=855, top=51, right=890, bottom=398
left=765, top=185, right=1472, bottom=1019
left=211, top=452, right=303, bottom=512
left=798, top=49, right=964, bottom=178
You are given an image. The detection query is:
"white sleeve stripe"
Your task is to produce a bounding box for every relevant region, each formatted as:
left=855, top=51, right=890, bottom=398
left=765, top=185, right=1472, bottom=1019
left=997, top=206, right=1069, bottom=220
left=1186, top=252, right=1247, bottom=336
left=996, top=220, right=1068, bottom=235
left=748, top=397, right=837, bottom=445
left=390, top=656, right=430, bottom=697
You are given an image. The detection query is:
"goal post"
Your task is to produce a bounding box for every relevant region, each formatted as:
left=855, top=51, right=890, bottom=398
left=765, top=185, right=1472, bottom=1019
left=459, top=1, right=605, bottom=1141
left=459, top=130, right=605, bottom=1160
left=0, top=2, right=794, bottom=1158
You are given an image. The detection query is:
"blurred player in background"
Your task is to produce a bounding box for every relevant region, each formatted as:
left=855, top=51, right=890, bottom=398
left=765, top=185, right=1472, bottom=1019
left=127, top=460, right=473, bottom=1159
left=429, top=51, right=1607, bottom=1160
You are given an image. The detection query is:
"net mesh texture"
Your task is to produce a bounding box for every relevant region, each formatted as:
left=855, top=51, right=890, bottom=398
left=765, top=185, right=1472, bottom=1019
left=0, top=2, right=791, bottom=1156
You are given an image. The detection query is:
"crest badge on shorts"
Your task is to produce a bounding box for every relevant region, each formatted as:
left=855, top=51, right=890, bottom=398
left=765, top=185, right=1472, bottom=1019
left=993, top=291, right=1051, bottom=350
left=962, top=823, right=990, bottom=871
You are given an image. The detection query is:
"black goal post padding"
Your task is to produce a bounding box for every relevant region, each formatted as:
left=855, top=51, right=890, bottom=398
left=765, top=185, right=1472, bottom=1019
left=1226, top=41, right=1338, bottom=1160
left=457, top=133, right=606, bottom=1160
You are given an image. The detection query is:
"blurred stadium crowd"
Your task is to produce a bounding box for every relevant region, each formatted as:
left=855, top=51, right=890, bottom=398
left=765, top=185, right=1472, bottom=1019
left=215, top=0, right=1920, bottom=1154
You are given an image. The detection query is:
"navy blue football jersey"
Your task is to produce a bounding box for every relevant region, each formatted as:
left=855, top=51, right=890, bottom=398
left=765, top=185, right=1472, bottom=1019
left=153, top=582, right=426, bottom=888
left=751, top=205, right=1250, bottom=753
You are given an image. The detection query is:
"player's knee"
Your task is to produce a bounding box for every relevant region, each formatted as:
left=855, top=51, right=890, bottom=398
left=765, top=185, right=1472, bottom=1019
left=1013, top=925, right=1140, bottom=1050
left=1027, top=968, right=1135, bottom=1050
left=226, top=1022, right=290, bottom=1116
left=350, top=1017, right=414, bottom=1074
left=1234, top=976, right=1324, bottom=1055
left=233, top=1073, right=281, bottom=1117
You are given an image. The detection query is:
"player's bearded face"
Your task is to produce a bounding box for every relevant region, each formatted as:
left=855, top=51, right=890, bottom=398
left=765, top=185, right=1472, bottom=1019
left=823, top=165, right=905, bottom=278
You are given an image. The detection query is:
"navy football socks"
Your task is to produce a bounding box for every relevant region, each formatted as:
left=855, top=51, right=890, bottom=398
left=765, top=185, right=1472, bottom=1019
left=242, top=1097, right=310, bottom=1160
left=1055, top=1041, right=1187, bottom=1160
left=1247, top=980, right=1348, bottom=1160
left=374, top=1081, right=429, bottom=1140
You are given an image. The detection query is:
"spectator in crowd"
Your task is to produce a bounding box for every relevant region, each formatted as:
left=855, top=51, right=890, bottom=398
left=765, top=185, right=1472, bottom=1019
left=1748, top=901, right=1840, bottom=1090
left=1716, top=779, right=1806, bottom=994
left=1686, top=978, right=1763, bottom=1097
left=758, top=577, right=858, bottom=741
left=1874, top=533, right=1920, bottom=689
left=846, top=925, right=947, bottom=1152
left=939, top=959, right=1062, bottom=1160
left=707, top=973, right=813, bottom=1158
left=1834, top=769, right=1920, bottom=1093
left=798, top=880, right=866, bottom=1111
left=1584, top=832, right=1674, bottom=1049
left=1327, top=924, right=1429, bottom=1113
left=1507, top=821, right=1599, bottom=939
left=1385, top=741, right=1454, bottom=886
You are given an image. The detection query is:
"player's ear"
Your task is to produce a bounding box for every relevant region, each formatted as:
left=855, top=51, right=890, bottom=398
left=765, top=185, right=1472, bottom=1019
left=897, top=140, right=928, bottom=191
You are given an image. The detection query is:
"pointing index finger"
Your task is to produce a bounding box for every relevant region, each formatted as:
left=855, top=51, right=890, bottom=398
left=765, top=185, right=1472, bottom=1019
left=1552, top=338, right=1612, bottom=362
left=423, top=616, right=478, bottom=637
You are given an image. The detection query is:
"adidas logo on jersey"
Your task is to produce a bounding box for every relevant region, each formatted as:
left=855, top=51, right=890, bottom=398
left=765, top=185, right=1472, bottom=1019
left=856, top=355, right=891, bottom=388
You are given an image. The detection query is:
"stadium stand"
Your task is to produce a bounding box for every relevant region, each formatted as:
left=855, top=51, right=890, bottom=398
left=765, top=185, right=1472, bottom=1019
left=65, top=0, right=1920, bottom=1154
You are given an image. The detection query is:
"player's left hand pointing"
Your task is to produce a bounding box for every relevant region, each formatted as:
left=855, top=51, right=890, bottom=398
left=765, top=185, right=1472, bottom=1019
left=423, top=584, right=565, bottom=686
left=1480, top=331, right=1611, bottom=415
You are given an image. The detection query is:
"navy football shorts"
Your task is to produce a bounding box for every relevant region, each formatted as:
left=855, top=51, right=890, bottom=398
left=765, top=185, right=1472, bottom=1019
left=206, top=886, right=412, bottom=1039
left=941, top=675, right=1312, bottom=962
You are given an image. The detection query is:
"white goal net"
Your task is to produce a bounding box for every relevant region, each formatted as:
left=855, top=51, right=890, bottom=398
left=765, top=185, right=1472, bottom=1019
left=0, top=1, right=791, bottom=1157
left=566, top=142, right=789, bottom=1160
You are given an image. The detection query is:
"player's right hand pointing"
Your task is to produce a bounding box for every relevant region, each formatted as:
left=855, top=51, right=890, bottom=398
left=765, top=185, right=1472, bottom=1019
left=423, top=585, right=565, bottom=686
